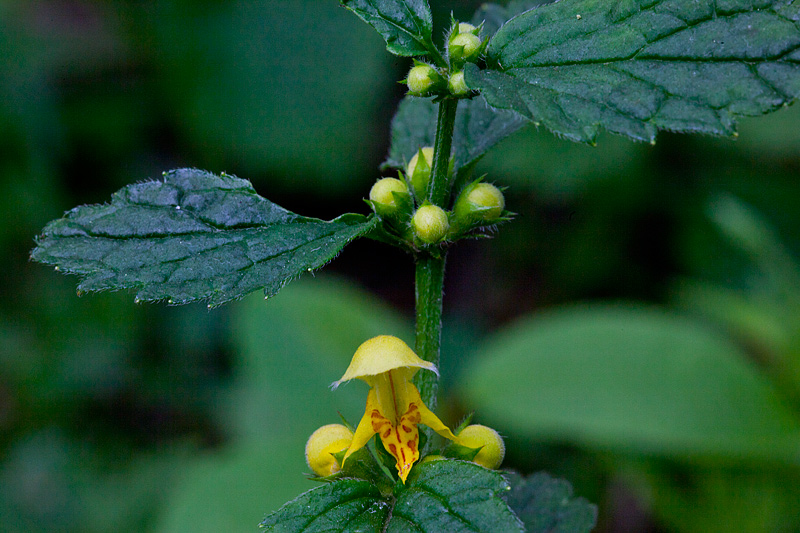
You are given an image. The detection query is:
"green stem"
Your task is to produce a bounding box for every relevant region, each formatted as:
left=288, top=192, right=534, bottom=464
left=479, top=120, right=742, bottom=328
left=413, top=252, right=447, bottom=410
left=428, top=98, right=459, bottom=207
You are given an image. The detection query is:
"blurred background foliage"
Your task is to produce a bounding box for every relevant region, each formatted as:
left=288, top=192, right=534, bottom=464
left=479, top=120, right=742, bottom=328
left=3, top=0, right=800, bottom=531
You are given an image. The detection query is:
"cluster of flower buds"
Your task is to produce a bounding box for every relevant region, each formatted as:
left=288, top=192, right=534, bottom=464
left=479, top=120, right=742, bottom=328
left=403, top=20, right=486, bottom=100
left=367, top=146, right=507, bottom=248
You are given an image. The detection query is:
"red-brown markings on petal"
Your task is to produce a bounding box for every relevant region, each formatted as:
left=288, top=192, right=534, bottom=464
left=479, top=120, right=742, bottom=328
left=388, top=443, right=398, bottom=456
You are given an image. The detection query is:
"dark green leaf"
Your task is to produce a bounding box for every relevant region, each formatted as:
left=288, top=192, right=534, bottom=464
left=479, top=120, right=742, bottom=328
left=260, top=479, right=389, bottom=532
left=472, top=1, right=548, bottom=37
left=467, top=0, right=800, bottom=143
left=383, top=96, right=526, bottom=186
left=459, top=304, right=800, bottom=462
left=260, top=460, right=523, bottom=532
left=31, top=169, right=376, bottom=307
left=504, top=471, right=597, bottom=533
left=341, top=0, right=434, bottom=57
left=391, top=460, right=523, bottom=532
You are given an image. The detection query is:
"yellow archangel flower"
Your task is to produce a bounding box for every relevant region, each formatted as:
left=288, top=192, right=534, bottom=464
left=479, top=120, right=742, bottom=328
left=332, top=335, right=457, bottom=483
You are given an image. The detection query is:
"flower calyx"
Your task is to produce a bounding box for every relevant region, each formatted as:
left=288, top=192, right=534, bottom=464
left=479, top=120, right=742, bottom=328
left=405, top=61, right=446, bottom=97
left=450, top=180, right=509, bottom=236
left=448, top=21, right=486, bottom=66
left=448, top=70, right=470, bottom=97
left=332, top=335, right=458, bottom=483
left=412, top=204, right=450, bottom=245
left=407, top=147, right=434, bottom=201
left=368, top=177, right=412, bottom=223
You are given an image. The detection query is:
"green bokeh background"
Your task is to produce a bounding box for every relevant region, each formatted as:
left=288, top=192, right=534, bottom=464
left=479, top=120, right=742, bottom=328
left=4, top=1, right=800, bottom=531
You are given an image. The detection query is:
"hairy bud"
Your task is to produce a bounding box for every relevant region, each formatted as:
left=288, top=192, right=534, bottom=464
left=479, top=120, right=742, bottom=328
left=412, top=205, right=450, bottom=244
left=457, top=424, right=505, bottom=469
left=305, top=424, right=354, bottom=477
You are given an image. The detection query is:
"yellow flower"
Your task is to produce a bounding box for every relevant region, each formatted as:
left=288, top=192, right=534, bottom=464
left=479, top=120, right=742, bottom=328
left=333, top=335, right=457, bottom=483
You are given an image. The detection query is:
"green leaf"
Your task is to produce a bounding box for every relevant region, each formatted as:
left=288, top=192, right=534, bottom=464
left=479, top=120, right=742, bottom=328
left=472, top=1, right=546, bottom=37
left=31, top=169, right=376, bottom=307
left=383, top=96, right=526, bottom=186
left=341, top=0, right=434, bottom=57
left=260, top=479, right=389, bottom=532
left=467, top=0, right=800, bottom=143
left=504, top=472, right=597, bottom=533
left=260, top=460, right=523, bottom=532
left=459, top=304, right=800, bottom=462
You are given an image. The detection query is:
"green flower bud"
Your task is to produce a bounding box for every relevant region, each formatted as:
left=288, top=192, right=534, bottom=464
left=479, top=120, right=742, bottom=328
left=457, top=424, right=505, bottom=469
left=369, top=177, right=410, bottom=217
left=457, top=22, right=477, bottom=34
left=412, top=205, right=450, bottom=244
left=407, top=64, right=437, bottom=94
left=453, top=182, right=505, bottom=225
left=305, top=424, right=354, bottom=477
left=450, top=32, right=481, bottom=63
left=407, top=147, right=434, bottom=200
left=448, top=70, right=469, bottom=96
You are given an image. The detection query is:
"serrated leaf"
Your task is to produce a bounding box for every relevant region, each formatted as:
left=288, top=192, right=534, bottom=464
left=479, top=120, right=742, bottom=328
left=260, top=460, right=523, bottom=532
left=260, top=479, right=389, bottom=532
left=31, top=169, right=377, bottom=307
left=341, top=0, right=434, bottom=57
left=504, top=471, right=597, bottom=533
left=391, top=461, right=523, bottom=532
left=467, top=0, right=800, bottom=143
left=383, top=96, right=526, bottom=186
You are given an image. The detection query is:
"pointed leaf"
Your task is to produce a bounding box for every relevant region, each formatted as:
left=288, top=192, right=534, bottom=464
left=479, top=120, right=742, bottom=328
left=31, top=169, right=377, bottom=307
left=341, top=0, right=434, bottom=57
left=467, top=0, right=800, bottom=143
left=260, top=460, right=523, bottom=532
left=504, top=471, right=597, bottom=533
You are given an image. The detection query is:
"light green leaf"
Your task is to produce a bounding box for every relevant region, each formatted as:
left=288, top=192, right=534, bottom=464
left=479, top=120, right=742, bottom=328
left=31, top=169, right=376, bottom=307
left=467, top=0, right=800, bottom=143
left=459, top=304, right=800, bottom=462
left=504, top=471, right=597, bottom=533
left=260, top=460, right=523, bottom=532
left=341, top=0, right=434, bottom=57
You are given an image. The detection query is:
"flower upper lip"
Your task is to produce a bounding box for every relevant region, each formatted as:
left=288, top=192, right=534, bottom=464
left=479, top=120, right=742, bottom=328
left=332, top=334, right=438, bottom=389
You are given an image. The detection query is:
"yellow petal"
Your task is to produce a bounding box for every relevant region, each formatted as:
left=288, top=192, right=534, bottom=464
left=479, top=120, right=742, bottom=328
left=332, top=336, right=438, bottom=388
left=342, top=388, right=380, bottom=467
left=408, top=384, right=458, bottom=442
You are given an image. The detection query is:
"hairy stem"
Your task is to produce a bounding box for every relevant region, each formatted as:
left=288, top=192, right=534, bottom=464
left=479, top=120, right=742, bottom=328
left=428, top=98, right=459, bottom=207
left=413, top=252, right=447, bottom=410
left=414, top=98, right=459, bottom=412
